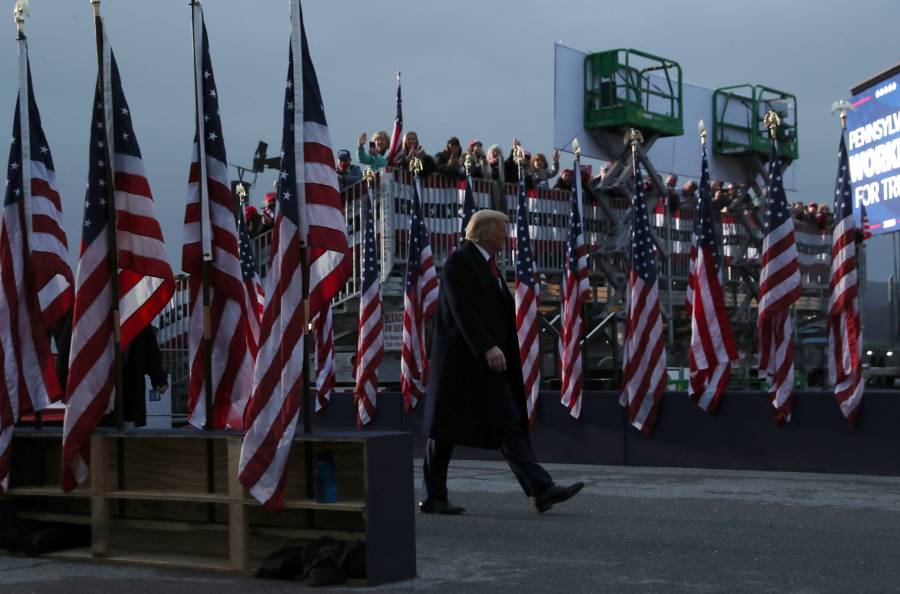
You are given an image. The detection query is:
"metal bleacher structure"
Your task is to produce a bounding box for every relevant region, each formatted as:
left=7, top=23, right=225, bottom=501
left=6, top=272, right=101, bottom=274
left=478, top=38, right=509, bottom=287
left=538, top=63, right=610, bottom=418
left=157, top=173, right=831, bottom=416
left=156, top=48, right=829, bottom=417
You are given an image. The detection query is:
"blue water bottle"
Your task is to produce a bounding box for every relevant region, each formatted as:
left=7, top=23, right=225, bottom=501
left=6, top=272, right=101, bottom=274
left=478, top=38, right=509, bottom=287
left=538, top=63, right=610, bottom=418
left=314, top=452, right=338, bottom=503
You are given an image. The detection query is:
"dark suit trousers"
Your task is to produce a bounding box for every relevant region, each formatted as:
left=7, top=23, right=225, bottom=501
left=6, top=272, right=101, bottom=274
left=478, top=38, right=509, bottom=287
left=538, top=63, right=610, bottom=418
left=423, top=381, right=553, bottom=499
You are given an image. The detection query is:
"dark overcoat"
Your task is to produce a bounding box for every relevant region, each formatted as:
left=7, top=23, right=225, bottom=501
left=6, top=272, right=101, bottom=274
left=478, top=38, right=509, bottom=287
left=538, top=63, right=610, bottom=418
left=123, top=325, right=167, bottom=427
left=423, top=240, right=529, bottom=449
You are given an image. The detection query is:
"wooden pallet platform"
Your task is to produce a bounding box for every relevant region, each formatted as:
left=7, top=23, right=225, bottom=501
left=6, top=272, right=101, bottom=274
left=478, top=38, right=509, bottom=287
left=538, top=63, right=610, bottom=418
left=1, top=427, right=415, bottom=585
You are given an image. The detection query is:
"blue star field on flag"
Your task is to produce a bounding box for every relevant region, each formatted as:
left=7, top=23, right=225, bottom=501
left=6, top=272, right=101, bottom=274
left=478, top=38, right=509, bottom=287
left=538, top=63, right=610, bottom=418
left=630, top=166, right=657, bottom=283
left=274, top=46, right=299, bottom=231
left=197, top=22, right=226, bottom=166
left=362, top=190, right=379, bottom=293
left=5, top=63, right=55, bottom=210
left=693, top=143, right=720, bottom=271
left=81, top=77, right=111, bottom=245
left=460, top=176, right=477, bottom=242
left=515, top=180, right=536, bottom=289
left=765, top=142, right=790, bottom=231
left=236, top=204, right=258, bottom=284
left=566, top=176, right=585, bottom=276
left=4, top=103, right=23, bottom=209
left=833, top=135, right=852, bottom=221
left=405, top=180, right=431, bottom=294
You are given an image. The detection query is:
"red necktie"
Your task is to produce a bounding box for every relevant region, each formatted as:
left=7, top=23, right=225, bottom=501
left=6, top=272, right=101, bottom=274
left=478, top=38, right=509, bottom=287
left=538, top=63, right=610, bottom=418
left=489, top=259, right=500, bottom=279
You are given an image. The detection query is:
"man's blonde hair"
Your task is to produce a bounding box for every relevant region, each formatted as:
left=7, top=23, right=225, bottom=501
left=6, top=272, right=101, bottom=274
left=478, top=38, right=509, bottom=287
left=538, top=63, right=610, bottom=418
left=466, top=209, right=508, bottom=241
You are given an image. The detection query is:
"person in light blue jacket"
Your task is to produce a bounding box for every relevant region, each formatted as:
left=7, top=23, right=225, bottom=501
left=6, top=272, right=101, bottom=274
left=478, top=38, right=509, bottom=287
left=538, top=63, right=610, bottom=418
left=357, top=130, right=390, bottom=171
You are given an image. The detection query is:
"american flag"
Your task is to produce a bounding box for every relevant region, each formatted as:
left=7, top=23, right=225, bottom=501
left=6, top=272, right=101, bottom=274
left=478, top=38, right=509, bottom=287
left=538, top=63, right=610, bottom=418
left=354, top=183, right=383, bottom=426
left=13, top=51, right=73, bottom=332
left=458, top=176, right=478, bottom=243
left=239, top=0, right=350, bottom=509
left=560, top=158, right=589, bottom=419
left=400, top=177, right=438, bottom=410
left=515, top=182, right=540, bottom=424
left=385, top=73, right=403, bottom=167
left=757, top=140, right=801, bottom=424
left=62, top=22, right=175, bottom=492
left=237, top=196, right=263, bottom=357
left=860, top=203, right=872, bottom=241
left=827, top=133, right=863, bottom=425
left=313, top=305, right=334, bottom=413
left=0, top=38, right=72, bottom=492
left=182, top=7, right=252, bottom=430
left=620, top=165, right=667, bottom=434
left=686, top=142, right=737, bottom=413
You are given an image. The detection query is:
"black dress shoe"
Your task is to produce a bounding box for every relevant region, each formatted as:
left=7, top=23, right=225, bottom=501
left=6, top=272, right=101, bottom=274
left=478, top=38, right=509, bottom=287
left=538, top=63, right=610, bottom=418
left=534, top=481, right=584, bottom=513
left=418, top=499, right=465, bottom=515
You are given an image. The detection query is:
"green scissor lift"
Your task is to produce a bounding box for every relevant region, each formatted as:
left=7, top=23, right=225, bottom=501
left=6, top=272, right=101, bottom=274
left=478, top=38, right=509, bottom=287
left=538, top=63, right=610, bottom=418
left=712, top=85, right=798, bottom=161
left=581, top=49, right=683, bottom=366
left=584, top=48, right=683, bottom=138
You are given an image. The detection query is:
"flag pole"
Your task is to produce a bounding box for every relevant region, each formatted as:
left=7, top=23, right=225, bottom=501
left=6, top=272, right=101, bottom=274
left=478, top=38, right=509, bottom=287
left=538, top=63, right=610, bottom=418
left=90, top=0, right=126, bottom=429
left=189, top=0, right=215, bottom=430
left=572, top=139, right=589, bottom=387
left=13, top=1, right=31, bottom=251
left=832, top=98, right=859, bottom=292
left=832, top=99, right=864, bottom=387
left=286, top=0, right=313, bottom=436
left=625, top=127, right=643, bottom=386
left=14, top=0, right=42, bottom=430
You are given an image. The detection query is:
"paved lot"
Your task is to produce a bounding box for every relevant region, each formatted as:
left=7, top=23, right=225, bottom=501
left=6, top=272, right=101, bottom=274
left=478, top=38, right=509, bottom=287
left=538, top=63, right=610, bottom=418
left=3, top=461, right=900, bottom=593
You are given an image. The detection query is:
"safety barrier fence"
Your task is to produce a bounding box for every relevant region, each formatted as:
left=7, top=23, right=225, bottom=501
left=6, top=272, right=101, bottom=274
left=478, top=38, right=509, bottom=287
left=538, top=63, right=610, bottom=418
left=250, top=170, right=831, bottom=305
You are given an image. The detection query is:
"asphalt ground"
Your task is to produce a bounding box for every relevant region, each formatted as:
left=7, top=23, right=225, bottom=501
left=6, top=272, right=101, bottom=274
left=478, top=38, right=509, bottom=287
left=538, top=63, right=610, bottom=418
left=3, top=460, right=900, bottom=593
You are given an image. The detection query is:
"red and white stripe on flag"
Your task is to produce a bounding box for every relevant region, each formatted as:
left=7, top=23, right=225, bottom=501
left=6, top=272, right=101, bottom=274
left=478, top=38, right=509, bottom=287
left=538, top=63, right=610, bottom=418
left=686, top=145, right=737, bottom=413
left=239, top=205, right=304, bottom=509
left=21, top=59, right=73, bottom=332
left=828, top=134, right=863, bottom=425
left=354, top=185, right=383, bottom=427
left=400, top=180, right=438, bottom=411
left=313, top=305, right=334, bottom=413
left=620, top=166, right=667, bottom=434
left=182, top=8, right=252, bottom=431
left=61, top=29, right=175, bottom=493
left=239, top=0, right=349, bottom=509
left=621, top=275, right=667, bottom=433
left=0, top=41, right=65, bottom=491
left=757, top=144, right=800, bottom=424
left=560, top=162, right=590, bottom=419
left=515, top=186, right=541, bottom=425
left=385, top=74, right=402, bottom=167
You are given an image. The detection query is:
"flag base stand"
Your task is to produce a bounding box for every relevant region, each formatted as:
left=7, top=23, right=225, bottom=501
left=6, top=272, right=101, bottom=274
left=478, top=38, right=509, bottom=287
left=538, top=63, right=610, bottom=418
left=1, top=426, right=416, bottom=585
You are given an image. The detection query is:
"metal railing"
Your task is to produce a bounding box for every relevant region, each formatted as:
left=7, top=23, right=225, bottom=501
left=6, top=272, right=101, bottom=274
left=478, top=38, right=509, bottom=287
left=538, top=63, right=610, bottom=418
left=165, top=170, right=833, bottom=319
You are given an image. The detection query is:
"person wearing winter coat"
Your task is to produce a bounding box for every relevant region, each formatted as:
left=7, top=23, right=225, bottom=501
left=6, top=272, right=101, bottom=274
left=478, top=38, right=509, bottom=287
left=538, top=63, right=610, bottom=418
left=435, top=136, right=465, bottom=180
left=421, top=210, right=585, bottom=515
left=529, top=150, right=560, bottom=189
left=357, top=130, right=390, bottom=171
left=398, top=131, right=436, bottom=178
left=465, top=139, right=489, bottom=179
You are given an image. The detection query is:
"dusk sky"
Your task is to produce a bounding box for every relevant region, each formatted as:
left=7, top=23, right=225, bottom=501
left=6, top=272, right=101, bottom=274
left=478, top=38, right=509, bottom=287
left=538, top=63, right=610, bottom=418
left=2, top=0, right=898, bottom=276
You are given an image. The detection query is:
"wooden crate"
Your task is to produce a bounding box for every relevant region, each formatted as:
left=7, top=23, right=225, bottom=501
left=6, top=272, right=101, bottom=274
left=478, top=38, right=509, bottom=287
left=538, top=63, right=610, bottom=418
left=2, top=427, right=415, bottom=586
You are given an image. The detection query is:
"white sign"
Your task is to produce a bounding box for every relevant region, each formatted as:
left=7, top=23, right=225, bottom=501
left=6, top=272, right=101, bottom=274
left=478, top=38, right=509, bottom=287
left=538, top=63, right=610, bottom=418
left=384, top=311, right=403, bottom=352
left=145, top=383, right=172, bottom=429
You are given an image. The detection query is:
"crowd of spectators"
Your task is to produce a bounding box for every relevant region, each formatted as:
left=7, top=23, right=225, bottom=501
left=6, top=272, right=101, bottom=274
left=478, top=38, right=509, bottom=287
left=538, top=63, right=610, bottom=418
left=791, top=201, right=833, bottom=230
left=239, top=131, right=835, bottom=237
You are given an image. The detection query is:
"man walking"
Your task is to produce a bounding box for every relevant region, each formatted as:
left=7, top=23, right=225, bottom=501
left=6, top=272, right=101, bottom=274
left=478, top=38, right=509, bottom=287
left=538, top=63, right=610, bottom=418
left=421, top=209, right=584, bottom=514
